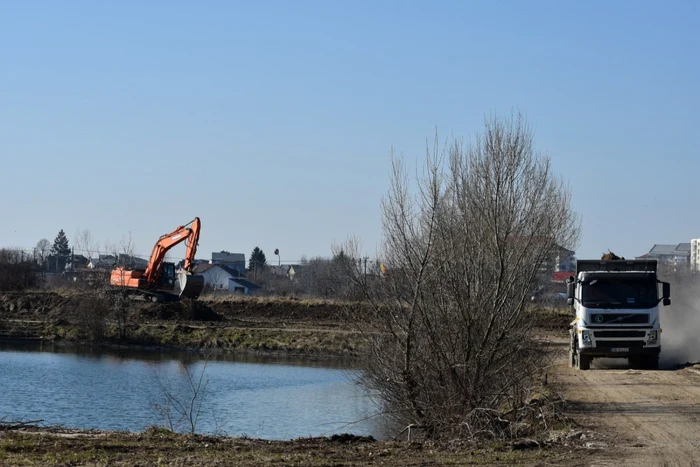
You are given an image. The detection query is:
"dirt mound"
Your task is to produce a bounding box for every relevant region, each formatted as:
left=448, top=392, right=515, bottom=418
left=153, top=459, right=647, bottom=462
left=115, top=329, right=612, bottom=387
left=0, top=291, right=223, bottom=323
left=0, top=291, right=73, bottom=320
left=207, top=298, right=353, bottom=323
left=601, top=251, right=625, bottom=260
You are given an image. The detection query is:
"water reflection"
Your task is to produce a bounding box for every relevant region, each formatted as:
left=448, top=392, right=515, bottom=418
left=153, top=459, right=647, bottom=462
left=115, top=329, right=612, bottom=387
left=0, top=341, right=359, bottom=369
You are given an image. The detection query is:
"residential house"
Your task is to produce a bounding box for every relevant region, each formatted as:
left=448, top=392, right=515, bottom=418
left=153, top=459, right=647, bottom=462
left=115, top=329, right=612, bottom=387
left=538, top=245, right=575, bottom=274
left=117, top=254, right=149, bottom=269
left=211, top=251, right=246, bottom=274
left=287, top=264, right=303, bottom=280
left=88, top=255, right=117, bottom=270
left=228, top=277, right=262, bottom=295
left=691, top=239, right=700, bottom=272
left=194, top=263, right=243, bottom=290
left=268, top=265, right=291, bottom=278
left=66, top=254, right=89, bottom=270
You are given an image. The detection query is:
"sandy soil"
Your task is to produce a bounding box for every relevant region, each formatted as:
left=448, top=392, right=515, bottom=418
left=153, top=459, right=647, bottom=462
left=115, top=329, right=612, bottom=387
left=556, top=345, right=700, bottom=467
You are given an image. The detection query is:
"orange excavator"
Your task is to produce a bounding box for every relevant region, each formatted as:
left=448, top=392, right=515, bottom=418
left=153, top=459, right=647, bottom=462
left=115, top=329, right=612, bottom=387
left=110, top=217, right=205, bottom=301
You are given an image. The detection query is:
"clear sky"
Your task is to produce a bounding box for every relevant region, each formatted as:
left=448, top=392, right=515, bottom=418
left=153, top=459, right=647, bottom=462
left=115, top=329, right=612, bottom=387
left=1, top=1, right=698, bottom=262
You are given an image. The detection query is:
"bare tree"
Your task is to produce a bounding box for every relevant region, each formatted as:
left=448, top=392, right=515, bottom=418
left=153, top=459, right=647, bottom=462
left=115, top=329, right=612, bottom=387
left=74, top=229, right=98, bottom=261
left=104, top=232, right=138, bottom=267
left=74, top=288, right=110, bottom=342
left=151, top=356, right=221, bottom=434
left=35, top=239, right=51, bottom=266
left=100, top=232, right=138, bottom=337
left=336, top=114, right=580, bottom=440
left=118, top=231, right=137, bottom=266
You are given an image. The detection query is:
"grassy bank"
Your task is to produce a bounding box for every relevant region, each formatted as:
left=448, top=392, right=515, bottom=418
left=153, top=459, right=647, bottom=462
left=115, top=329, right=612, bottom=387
left=0, top=291, right=571, bottom=356
left=0, top=427, right=594, bottom=466
left=0, top=291, right=364, bottom=356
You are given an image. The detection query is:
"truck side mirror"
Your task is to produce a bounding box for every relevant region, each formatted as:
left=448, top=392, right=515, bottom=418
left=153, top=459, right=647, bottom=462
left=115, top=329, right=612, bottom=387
left=566, top=281, right=574, bottom=298
left=566, top=281, right=575, bottom=306
left=662, top=282, right=671, bottom=307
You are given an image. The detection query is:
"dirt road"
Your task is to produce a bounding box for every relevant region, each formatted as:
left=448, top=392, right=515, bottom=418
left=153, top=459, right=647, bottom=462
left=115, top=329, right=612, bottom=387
left=557, top=347, right=700, bottom=466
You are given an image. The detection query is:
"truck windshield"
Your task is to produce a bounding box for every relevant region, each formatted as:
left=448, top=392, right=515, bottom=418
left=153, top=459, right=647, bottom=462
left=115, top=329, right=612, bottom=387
left=581, top=279, right=657, bottom=309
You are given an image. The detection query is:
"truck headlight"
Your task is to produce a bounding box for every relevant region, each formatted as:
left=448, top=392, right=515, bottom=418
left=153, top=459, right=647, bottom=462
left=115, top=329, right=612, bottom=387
left=649, top=330, right=658, bottom=342
left=582, top=330, right=591, bottom=343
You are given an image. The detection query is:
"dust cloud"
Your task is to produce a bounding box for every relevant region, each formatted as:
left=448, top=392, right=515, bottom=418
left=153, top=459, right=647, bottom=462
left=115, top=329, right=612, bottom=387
left=660, top=273, right=700, bottom=368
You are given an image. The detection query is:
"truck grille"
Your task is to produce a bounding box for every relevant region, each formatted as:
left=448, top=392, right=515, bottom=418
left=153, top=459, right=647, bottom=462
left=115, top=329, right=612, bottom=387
left=589, top=314, right=649, bottom=324
left=595, top=340, right=645, bottom=348
left=594, top=330, right=646, bottom=338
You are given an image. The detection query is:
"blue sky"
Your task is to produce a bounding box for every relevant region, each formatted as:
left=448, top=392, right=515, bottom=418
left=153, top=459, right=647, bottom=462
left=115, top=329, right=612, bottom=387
left=1, top=0, right=698, bottom=261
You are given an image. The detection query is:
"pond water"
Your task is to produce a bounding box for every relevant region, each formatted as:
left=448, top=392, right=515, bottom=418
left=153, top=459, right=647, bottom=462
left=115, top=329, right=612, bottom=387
left=0, top=342, right=383, bottom=440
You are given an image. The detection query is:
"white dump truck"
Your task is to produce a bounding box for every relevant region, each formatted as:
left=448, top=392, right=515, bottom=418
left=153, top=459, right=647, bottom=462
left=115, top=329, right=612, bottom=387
left=566, top=259, right=671, bottom=370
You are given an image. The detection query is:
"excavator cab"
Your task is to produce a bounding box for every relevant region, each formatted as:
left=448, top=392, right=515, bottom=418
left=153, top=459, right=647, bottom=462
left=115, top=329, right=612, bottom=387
left=159, top=263, right=176, bottom=288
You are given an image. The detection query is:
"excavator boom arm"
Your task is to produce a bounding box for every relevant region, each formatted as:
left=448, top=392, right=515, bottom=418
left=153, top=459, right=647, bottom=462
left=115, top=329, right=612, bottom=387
left=182, top=217, right=201, bottom=272
left=143, top=217, right=201, bottom=283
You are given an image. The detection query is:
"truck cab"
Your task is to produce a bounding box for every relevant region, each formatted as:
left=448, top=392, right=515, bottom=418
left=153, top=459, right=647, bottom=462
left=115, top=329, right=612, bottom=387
left=567, top=259, right=671, bottom=370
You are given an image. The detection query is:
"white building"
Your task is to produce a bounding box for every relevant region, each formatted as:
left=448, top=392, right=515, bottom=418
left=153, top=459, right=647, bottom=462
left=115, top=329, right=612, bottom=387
left=193, top=263, right=261, bottom=294
left=647, top=243, right=690, bottom=272
left=193, top=264, right=239, bottom=290
left=691, top=239, right=700, bottom=272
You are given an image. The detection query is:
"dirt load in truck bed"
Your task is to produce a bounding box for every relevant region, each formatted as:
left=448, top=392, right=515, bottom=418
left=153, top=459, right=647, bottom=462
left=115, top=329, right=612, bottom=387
left=556, top=343, right=700, bottom=466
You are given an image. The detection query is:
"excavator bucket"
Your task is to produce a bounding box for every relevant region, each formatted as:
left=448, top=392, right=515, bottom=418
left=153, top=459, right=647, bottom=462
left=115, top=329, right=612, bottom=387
left=177, top=273, right=205, bottom=299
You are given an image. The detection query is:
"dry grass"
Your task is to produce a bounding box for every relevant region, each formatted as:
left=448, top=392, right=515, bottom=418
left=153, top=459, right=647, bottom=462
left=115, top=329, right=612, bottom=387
left=0, top=428, right=589, bottom=466
left=201, top=293, right=359, bottom=307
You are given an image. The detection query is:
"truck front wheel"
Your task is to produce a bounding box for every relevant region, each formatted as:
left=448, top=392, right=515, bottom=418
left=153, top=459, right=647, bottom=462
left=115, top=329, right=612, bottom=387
left=577, top=354, right=590, bottom=370
left=629, top=355, right=659, bottom=370
left=643, top=355, right=660, bottom=370
left=568, top=329, right=577, bottom=368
